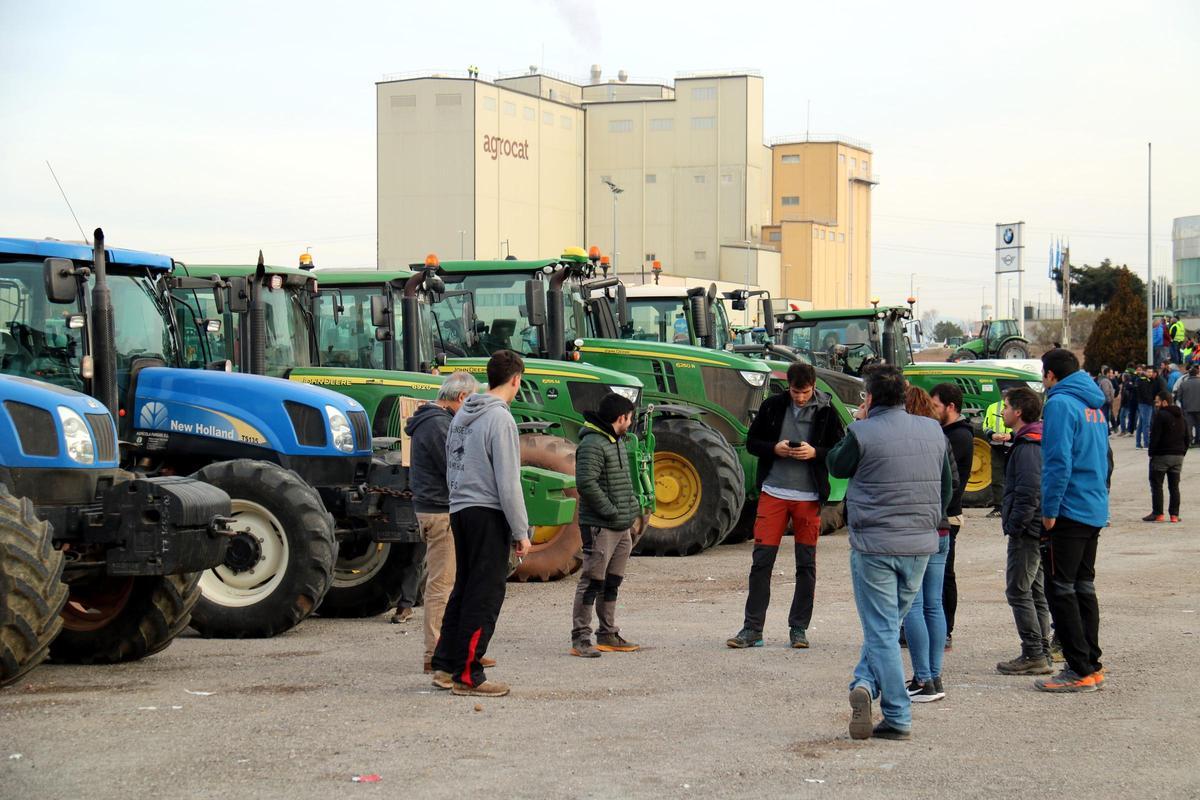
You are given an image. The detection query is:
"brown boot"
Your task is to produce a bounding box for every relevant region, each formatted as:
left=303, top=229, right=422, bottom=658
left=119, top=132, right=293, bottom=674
left=390, top=606, right=414, bottom=624
left=451, top=680, right=510, bottom=697
left=431, top=671, right=453, bottom=690
left=596, top=633, right=640, bottom=652
left=481, top=656, right=497, bottom=668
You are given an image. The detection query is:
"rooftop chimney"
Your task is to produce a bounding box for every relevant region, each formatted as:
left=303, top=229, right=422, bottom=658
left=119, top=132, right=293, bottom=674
left=617, top=70, right=628, bottom=83
left=590, top=64, right=602, bottom=83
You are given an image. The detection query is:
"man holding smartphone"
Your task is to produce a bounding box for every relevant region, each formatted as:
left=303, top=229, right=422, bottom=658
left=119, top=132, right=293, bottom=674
left=727, top=363, right=845, bottom=649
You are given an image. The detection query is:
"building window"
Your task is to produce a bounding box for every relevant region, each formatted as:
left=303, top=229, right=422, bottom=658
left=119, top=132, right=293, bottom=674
left=838, top=233, right=845, bottom=242
left=694, top=174, right=706, bottom=184
left=769, top=231, right=781, bottom=242
left=608, top=119, right=633, bottom=133
left=839, top=153, right=845, bottom=163
left=721, top=173, right=733, bottom=184
left=781, top=196, right=800, bottom=206
left=435, top=93, right=462, bottom=106
left=650, top=118, right=673, bottom=131
left=818, top=230, right=825, bottom=240
left=645, top=174, right=657, bottom=184
left=694, top=250, right=707, bottom=261
left=861, top=160, right=869, bottom=172
left=503, top=101, right=516, bottom=116
left=813, top=229, right=819, bottom=239
left=560, top=115, right=572, bottom=129
left=481, top=96, right=496, bottom=111
left=781, top=154, right=800, bottom=164
left=543, top=111, right=554, bottom=124
left=691, top=116, right=716, bottom=130
left=691, top=86, right=717, bottom=101
left=390, top=94, right=416, bottom=109
left=523, top=106, right=535, bottom=120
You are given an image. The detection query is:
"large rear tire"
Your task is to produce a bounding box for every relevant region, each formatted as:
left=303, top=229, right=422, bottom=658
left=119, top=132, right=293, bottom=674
left=319, top=541, right=421, bottom=618
left=635, top=418, right=745, bottom=557
left=190, top=460, right=336, bottom=638
left=999, top=340, right=1030, bottom=359
left=0, top=488, right=66, bottom=686
left=50, top=573, right=199, bottom=664
left=953, top=349, right=977, bottom=362
left=512, top=434, right=583, bottom=582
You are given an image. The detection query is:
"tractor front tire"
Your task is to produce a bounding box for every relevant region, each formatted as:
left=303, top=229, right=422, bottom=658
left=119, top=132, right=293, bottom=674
left=50, top=573, right=199, bottom=664
left=512, top=434, right=583, bottom=582
left=190, top=460, right=336, bottom=638
left=960, top=433, right=995, bottom=508
left=0, top=488, right=66, bottom=686
left=636, top=418, right=745, bottom=556
left=952, top=349, right=977, bottom=361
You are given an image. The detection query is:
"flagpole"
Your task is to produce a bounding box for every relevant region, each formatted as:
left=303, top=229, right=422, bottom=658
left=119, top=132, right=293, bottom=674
left=1147, top=143, right=1153, bottom=366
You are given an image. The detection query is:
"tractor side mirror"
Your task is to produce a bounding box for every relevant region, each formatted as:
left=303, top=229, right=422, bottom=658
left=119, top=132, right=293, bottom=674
left=370, top=294, right=390, bottom=329
left=689, top=293, right=711, bottom=339
left=616, top=283, right=629, bottom=328
left=524, top=280, right=547, bottom=327
left=212, top=284, right=226, bottom=315
left=761, top=298, right=775, bottom=328
left=227, top=277, right=250, bottom=314
left=43, top=258, right=79, bottom=304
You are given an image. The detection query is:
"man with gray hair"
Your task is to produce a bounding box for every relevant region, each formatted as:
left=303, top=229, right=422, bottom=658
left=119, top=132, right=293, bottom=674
left=404, top=370, right=486, bottom=674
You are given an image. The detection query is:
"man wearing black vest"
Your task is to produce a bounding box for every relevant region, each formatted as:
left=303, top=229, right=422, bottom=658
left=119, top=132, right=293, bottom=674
left=828, top=366, right=953, bottom=741
left=726, top=363, right=844, bottom=650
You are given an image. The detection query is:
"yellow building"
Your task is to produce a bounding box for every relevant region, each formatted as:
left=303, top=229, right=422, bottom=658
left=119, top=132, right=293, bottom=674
left=763, top=139, right=877, bottom=309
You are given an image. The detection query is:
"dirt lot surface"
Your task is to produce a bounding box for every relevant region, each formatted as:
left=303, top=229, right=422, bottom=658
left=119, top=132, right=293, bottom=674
left=3, top=434, right=1198, bottom=799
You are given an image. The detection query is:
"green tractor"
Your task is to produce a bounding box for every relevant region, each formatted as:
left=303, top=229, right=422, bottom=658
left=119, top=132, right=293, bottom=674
left=291, top=264, right=654, bottom=581
left=171, top=261, right=585, bottom=588
left=423, top=249, right=774, bottom=556
left=770, top=304, right=1042, bottom=506
left=952, top=319, right=1031, bottom=361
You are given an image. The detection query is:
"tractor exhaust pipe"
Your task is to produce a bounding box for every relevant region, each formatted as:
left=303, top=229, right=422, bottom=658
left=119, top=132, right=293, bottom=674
left=249, top=250, right=267, bottom=375
left=90, top=228, right=119, bottom=418
left=401, top=273, right=424, bottom=372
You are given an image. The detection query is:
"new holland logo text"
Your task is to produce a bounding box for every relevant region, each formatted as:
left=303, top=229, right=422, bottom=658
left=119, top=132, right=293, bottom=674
left=169, top=419, right=237, bottom=441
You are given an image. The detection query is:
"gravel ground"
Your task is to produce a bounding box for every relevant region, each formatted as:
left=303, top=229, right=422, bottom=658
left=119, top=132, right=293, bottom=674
left=3, top=433, right=1198, bottom=799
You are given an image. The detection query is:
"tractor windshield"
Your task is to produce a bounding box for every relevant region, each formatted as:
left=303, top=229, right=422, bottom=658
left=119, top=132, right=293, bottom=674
left=437, top=272, right=592, bottom=357
left=315, top=285, right=386, bottom=369
left=781, top=318, right=878, bottom=375
left=625, top=299, right=690, bottom=343
left=257, top=285, right=315, bottom=377
left=0, top=259, right=85, bottom=390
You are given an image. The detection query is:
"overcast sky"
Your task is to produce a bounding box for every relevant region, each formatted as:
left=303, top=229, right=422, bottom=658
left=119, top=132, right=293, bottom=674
left=2, top=0, right=1197, bottom=324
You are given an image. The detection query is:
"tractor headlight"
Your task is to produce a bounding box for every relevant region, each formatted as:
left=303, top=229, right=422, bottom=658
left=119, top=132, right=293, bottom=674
left=325, top=405, right=355, bottom=453
left=57, top=407, right=95, bottom=464
left=738, top=370, right=768, bottom=388
left=608, top=385, right=640, bottom=404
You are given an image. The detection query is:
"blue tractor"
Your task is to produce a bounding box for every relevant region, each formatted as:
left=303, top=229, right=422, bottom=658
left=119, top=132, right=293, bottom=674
left=0, top=240, right=237, bottom=684
left=1, top=232, right=390, bottom=641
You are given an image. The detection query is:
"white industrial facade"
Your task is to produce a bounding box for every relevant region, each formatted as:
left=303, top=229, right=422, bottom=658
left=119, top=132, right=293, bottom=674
left=376, top=67, right=871, bottom=306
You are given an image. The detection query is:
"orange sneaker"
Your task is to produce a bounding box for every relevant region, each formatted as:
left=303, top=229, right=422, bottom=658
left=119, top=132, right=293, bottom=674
left=1170, top=516, right=1181, bottom=523
left=1035, top=669, right=1098, bottom=693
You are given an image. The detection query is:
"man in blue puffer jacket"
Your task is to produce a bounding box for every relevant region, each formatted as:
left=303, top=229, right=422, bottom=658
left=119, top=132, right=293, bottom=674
left=1035, top=349, right=1110, bottom=694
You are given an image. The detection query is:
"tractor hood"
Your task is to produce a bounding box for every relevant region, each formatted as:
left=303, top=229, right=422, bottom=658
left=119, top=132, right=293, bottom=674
left=131, top=367, right=371, bottom=457
left=0, top=375, right=120, bottom=470
left=575, top=338, right=771, bottom=378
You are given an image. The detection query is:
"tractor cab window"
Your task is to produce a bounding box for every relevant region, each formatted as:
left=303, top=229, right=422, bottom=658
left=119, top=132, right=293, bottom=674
left=258, top=283, right=315, bottom=377
left=711, top=301, right=731, bottom=350
left=626, top=299, right=690, bottom=343
left=316, top=286, right=385, bottom=369
left=173, top=283, right=234, bottom=367
left=436, top=272, right=592, bottom=357
left=989, top=320, right=1016, bottom=343
left=101, top=270, right=179, bottom=399
left=0, top=259, right=84, bottom=390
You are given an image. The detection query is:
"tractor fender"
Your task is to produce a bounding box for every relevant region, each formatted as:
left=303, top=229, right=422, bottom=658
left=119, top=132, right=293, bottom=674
left=650, top=403, right=706, bottom=420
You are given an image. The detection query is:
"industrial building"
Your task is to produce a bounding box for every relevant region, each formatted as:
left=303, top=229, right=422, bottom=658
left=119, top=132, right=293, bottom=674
left=1174, top=215, right=1200, bottom=316
left=376, top=66, right=876, bottom=310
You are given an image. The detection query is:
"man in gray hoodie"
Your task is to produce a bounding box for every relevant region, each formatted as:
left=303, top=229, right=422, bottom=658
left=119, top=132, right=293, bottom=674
left=431, top=351, right=530, bottom=697
left=404, top=370, right=482, bottom=674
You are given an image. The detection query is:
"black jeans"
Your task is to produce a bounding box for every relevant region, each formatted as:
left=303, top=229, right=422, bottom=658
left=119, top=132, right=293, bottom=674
left=743, top=541, right=816, bottom=632
left=1005, top=534, right=1051, bottom=658
left=431, top=507, right=511, bottom=687
left=990, top=446, right=1009, bottom=507
left=1041, top=517, right=1102, bottom=677
left=396, top=541, right=428, bottom=610
left=942, top=525, right=960, bottom=636
left=1149, top=455, right=1184, bottom=516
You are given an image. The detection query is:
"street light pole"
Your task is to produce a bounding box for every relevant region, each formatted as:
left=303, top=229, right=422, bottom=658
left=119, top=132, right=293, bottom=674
left=602, top=178, right=624, bottom=277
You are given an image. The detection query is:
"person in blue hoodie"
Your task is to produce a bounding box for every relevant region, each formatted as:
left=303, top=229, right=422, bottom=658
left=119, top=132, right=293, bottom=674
left=1035, top=349, right=1109, bottom=694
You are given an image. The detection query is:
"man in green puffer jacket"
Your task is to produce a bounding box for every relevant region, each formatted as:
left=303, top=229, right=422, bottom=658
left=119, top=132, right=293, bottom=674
left=570, top=393, right=643, bottom=658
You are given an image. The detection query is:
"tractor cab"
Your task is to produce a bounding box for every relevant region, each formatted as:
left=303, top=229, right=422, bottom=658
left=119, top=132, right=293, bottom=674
left=773, top=301, right=916, bottom=377
left=953, top=318, right=1030, bottom=361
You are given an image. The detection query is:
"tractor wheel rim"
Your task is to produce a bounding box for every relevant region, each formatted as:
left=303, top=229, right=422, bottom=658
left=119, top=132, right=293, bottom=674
left=334, top=542, right=392, bottom=589
left=198, top=499, right=289, bottom=607
left=651, top=452, right=702, bottom=529
left=968, top=438, right=992, bottom=493
left=531, top=525, right=563, bottom=545
left=61, top=577, right=135, bottom=632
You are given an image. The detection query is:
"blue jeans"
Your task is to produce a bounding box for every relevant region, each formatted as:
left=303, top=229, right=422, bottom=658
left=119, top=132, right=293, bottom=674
left=903, top=534, right=950, bottom=682
left=1119, top=401, right=1135, bottom=433
left=849, top=549, right=930, bottom=731
left=1136, top=403, right=1153, bottom=447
